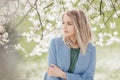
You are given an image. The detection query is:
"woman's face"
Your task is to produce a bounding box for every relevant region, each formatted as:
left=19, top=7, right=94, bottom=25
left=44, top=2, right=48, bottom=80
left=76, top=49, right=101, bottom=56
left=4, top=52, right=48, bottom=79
left=62, top=14, right=75, bottom=37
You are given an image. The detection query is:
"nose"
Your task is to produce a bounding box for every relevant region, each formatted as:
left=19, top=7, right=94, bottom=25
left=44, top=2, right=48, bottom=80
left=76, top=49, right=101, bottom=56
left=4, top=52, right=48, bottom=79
left=63, top=23, right=67, bottom=30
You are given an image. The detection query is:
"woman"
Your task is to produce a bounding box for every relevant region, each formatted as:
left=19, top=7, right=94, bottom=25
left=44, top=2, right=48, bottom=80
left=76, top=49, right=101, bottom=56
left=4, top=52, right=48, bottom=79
left=44, top=9, right=96, bottom=80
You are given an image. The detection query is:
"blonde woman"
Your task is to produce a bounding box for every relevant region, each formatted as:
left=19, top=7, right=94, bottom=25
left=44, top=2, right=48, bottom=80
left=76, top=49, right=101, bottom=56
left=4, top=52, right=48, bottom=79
left=44, top=9, right=96, bottom=80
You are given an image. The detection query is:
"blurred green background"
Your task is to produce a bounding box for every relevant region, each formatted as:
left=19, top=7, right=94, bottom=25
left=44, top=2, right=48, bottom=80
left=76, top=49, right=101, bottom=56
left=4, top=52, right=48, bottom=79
left=17, top=44, right=120, bottom=80
left=0, top=0, right=120, bottom=80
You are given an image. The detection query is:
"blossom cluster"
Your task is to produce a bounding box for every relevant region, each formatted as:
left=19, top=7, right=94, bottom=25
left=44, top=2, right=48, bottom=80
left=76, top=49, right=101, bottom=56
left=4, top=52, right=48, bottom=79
left=0, top=25, right=9, bottom=46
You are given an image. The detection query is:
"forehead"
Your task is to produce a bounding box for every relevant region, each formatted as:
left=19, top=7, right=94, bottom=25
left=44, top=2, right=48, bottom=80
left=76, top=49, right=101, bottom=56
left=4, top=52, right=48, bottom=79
left=62, top=14, right=72, bottom=22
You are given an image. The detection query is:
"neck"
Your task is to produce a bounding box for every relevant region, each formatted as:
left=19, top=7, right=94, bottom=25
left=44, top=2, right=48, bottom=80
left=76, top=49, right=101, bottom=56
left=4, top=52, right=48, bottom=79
left=69, top=35, right=76, bottom=44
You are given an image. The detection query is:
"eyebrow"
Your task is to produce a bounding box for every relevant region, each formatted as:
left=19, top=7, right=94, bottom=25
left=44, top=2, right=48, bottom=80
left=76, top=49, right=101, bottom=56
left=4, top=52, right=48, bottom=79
left=62, top=21, right=73, bottom=23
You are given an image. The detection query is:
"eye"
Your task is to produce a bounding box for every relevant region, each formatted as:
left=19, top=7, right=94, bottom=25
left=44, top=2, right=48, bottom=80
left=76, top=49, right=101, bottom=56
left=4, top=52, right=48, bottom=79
left=68, top=22, right=72, bottom=25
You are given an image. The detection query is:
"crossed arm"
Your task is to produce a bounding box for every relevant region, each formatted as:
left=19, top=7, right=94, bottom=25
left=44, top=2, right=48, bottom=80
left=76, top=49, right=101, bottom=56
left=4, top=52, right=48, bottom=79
left=47, top=39, right=96, bottom=80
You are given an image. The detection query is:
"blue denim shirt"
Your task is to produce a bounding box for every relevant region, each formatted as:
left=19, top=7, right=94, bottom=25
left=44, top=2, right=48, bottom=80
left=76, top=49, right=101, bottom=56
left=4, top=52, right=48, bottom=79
left=44, top=36, right=96, bottom=80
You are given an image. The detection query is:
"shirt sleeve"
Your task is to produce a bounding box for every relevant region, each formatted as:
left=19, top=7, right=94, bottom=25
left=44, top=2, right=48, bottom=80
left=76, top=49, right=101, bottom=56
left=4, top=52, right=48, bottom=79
left=65, top=46, right=96, bottom=80
left=44, top=39, right=61, bottom=80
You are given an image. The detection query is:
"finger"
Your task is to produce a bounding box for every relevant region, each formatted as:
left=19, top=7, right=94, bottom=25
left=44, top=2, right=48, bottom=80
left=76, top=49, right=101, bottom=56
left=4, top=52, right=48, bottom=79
left=48, top=67, right=54, bottom=70
left=47, top=69, right=51, bottom=73
left=48, top=69, right=53, bottom=75
left=48, top=71, right=51, bottom=75
left=47, top=68, right=50, bottom=72
left=50, top=64, right=56, bottom=67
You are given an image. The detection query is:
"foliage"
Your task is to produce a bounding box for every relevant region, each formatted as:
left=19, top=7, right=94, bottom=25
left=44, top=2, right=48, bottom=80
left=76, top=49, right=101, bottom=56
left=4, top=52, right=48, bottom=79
left=1, top=0, right=120, bottom=56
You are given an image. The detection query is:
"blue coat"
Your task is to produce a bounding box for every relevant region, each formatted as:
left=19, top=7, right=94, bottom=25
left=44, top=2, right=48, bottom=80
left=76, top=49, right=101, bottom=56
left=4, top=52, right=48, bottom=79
left=44, top=36, right=96, bottom=80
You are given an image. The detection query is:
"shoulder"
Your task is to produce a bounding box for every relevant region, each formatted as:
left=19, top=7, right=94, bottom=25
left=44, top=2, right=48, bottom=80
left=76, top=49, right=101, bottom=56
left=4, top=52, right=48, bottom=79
left=50, top=36, right=63, bottom=44
left=86, top=42, right=96, bottom=54
left=49, top=36, right=63, bottom=52
left=49, top=36, right=63, bottom=49
left=87, top=42, right=96, bottom=49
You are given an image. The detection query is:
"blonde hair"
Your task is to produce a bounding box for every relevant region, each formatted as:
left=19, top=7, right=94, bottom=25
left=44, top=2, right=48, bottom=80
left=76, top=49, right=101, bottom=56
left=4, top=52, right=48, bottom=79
left=62, top=9, right=92, bottom=54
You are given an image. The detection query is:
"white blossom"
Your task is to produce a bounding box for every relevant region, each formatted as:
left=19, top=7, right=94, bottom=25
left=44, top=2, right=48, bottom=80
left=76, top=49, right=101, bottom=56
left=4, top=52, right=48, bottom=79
left=15, top=43, right=25, bottom=51
left=91, top=27, right=97, bottom=31
left=100, top=24, right=105, bottom=29
left=8, top=0, right=120, bottom=56
left=0, top=25, right=9, bottom=46
left=110, top=22, right=116, bottom=29
left=113, top=31, right=118, bottom=36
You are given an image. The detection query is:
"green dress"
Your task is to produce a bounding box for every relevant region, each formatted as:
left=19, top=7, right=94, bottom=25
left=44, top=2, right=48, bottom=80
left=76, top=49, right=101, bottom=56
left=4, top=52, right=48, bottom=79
left=68, top=48, right=80, bottom=73
left=64, top=48, right=80, bottom=80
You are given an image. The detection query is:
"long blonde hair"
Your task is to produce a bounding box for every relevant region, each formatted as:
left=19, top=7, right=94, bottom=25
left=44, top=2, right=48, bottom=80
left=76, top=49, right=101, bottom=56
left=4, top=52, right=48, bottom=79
left=62, top=9, right=92, bottom=54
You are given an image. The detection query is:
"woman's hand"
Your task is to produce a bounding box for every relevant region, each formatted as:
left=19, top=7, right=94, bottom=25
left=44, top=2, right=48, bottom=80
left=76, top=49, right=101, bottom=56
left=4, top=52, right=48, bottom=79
left=47, top=64, right=66, bottom=79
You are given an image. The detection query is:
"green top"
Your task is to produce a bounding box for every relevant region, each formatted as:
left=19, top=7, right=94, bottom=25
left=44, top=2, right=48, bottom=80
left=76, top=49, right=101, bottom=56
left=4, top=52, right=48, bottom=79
left=68, top=48, right=80, bottom=73
left=64, top=48, right=80, bottom=80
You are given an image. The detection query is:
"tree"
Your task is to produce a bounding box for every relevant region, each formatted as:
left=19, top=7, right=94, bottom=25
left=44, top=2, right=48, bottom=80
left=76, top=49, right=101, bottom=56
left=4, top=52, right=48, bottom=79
left=0, top=0, right=120, bottom=56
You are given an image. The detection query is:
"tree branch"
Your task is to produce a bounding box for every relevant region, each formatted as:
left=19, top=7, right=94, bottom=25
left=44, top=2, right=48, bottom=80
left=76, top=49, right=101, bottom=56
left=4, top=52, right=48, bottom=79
left=87, top=0, right=95, bottom=10
left=43, top=1, right=54, bottom=9
left=34, top=1, right=44, bottom=40
left=15, top=0, right=38, bottom=27
left=110, top=0, right=119, bottom=18
left=99, top=0, right=103, bottom=15
left=104, top=12, right=114, bottom=25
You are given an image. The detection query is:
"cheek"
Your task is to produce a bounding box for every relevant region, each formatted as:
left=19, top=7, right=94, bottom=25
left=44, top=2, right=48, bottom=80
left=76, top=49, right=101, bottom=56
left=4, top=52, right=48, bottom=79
left=66, top=27, right=75, bottom=36
left=69, top=26, right=75, bottom=34
left=62, top=25, right=76, bottom=37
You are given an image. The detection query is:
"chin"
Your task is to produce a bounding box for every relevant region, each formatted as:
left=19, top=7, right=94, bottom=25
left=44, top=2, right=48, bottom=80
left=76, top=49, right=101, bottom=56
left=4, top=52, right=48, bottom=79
left=63, top=33, right=73, bottom=37
left=63, top=34, right=71, bottom=37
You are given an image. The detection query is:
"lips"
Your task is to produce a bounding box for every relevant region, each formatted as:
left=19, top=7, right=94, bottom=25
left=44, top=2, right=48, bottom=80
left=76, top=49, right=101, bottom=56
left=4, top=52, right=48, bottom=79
left=64, top=31, right=68, bottom=33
